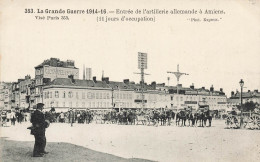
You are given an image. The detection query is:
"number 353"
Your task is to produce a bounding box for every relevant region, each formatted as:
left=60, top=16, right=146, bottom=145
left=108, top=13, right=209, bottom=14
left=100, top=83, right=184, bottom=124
left=25, top=9, right=34, bottom=13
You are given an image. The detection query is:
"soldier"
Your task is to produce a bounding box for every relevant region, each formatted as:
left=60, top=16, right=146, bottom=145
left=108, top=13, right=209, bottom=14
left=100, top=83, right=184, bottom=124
left=68, top=108, right=75, bottom=126
left=30, top=103, right=49, bottom=157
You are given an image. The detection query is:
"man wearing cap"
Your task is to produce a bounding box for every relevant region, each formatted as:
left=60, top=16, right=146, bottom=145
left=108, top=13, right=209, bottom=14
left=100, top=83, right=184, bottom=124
left=30, top=103, right=49, bottom=157
left=68, top=108, right=75, bottom=126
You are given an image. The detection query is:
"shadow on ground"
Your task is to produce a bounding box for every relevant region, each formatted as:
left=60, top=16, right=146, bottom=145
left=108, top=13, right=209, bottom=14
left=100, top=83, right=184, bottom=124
left=0, top=137, right=155, bottom=162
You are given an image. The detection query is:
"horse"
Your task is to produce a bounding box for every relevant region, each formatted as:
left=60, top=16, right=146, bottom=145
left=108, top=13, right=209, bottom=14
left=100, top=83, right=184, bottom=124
left=127, top=110, right=136, bottom=125
left=159, top=111, right=167, bottom=126
left=203, top=110, right=212, bottom=127
left=195, top=111, right=205, bottom=127
left=165, top=109, right=174, bottom=126
left=152, top=110, right=160, bottom=127
left=176, top=110, right=188, bottom=126
left=187, top=111, right=195, bottom=127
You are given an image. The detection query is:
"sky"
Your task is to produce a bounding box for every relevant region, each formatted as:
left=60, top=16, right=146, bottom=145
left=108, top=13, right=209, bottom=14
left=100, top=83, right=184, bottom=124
left=1, top=0, right=260, bottom=97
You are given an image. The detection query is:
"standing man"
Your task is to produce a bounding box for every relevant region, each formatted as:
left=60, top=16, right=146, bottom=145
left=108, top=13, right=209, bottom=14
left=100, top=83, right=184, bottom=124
left=68, top=108, right=75, bottom=127
left=10, top=109, right=16, bottom=126
left=59, top=112, right=65, bottom=123
left=30, top=103, right=49, bottom=157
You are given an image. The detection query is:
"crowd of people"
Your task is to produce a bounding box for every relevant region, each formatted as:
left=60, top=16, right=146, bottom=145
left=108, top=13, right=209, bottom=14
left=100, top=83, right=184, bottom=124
left=0, top=109, right=30, bottom=127
left=1, top=107, right=218, bottom=128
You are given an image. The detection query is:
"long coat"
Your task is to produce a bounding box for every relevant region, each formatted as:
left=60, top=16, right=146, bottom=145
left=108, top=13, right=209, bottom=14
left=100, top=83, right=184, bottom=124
left=31, top=110, right=46, bottom=135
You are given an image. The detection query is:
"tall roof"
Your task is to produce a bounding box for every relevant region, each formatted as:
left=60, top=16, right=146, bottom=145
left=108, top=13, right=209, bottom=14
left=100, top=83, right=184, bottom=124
left=35, top=58, right=78, bottom=69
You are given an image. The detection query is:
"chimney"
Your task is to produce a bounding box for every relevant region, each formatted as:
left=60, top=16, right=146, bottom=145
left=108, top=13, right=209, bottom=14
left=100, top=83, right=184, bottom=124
left=25, top=75, right=31, bottom=80
left=248, top=90, right=251, bottom=93
left=123, top=79, right=130, bottom=84
left=68, top=75, right=75, bottom=83
left=103, top=77, right=109, bottom=84
left=93, top=76, right=97, bottom=83
left=220, top=88, right=223, bottom=92
left=210, top=85, right=214, bottom=92
left=151, top=81, right=156, bottom=89
left=231, top=91, right=234, bottom=96
left=190, top=83, right=195, bottom=90
left=202, top=87, right=205, bottom=90
left=254, top=89, right=258, bottom=93
left=178, top=84, right=182, bottom=87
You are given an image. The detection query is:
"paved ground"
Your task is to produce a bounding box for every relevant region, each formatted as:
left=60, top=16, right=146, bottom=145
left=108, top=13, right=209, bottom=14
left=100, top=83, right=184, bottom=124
left=1, top=120, right=260, bottom=162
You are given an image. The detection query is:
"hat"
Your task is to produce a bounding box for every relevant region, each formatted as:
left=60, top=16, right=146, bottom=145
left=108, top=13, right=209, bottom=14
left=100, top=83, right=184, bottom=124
left=36, top=103, right=44, bottom=109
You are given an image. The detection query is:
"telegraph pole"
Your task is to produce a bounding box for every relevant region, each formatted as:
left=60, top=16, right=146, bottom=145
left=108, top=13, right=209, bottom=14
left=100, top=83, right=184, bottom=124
left=167, top=64, right=189, bottom=94
left=134, top=52, right=149, bottom=111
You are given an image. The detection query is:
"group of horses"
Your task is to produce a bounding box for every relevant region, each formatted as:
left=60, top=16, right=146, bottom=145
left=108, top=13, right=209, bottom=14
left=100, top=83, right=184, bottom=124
left=94, top=109, right=213, bottom=127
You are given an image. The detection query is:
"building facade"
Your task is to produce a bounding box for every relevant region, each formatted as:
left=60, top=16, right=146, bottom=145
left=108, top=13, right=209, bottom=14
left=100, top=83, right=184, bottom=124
left=0, top=82, right=12, bottom=110
left=228, top=90, right=260, bottom=107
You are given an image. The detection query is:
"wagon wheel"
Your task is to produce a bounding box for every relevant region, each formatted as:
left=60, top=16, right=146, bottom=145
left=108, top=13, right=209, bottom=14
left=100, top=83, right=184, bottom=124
left=242, top=116, right=250, bottom=128
left=248, top=115, right=260, bottom=129
left=225, top=116, right=235, bottom=128
left=233, top=116, right=240, bottom=128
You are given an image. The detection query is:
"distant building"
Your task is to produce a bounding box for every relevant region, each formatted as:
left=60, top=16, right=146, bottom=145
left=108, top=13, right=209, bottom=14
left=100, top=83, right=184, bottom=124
left=2, top=58, right=229, bottom=112
left=40, top=75, right=227, bottom=112
left=228, top=89, right=260, bottom=107
left=34, top=58, right=79, bottom=104
left=0, top=82, right=12, bottom=110
left=34, top=58, right=79, bottom=85
left=9, top=75, right=34, bottom=109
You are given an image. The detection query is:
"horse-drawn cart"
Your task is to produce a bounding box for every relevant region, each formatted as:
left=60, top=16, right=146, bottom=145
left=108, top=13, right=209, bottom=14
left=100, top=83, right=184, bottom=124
left=225, top=111, right=260, bottom=129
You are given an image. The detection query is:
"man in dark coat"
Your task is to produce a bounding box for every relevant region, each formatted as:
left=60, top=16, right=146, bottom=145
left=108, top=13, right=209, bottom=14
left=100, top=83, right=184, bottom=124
left=30, top=103, right=49, bottom=157
left=68, top=108, right=75, bottom=126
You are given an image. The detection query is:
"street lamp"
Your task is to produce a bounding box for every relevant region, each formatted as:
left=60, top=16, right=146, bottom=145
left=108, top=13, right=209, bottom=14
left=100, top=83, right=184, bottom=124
left=239, top=79, right=244, bottom=128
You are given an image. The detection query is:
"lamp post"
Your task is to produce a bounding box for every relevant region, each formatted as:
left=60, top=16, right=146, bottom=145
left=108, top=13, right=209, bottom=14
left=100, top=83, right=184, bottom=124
left=239, top=79, right=244, bottom=128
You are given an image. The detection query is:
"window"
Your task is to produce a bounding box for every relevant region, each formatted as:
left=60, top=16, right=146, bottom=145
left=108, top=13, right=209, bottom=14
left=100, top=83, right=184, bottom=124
left=68, top=91, right=73, bottom=98
left=107, top=93, right=110, bottom=99
left=171, top=96, right=173, bottom=100
left=96, top=93, right=99, bottom=99
left=55, top=91, right=59, bottom=98
left=63, top=91, right=66, bottom=98
left=49, top=92, right=52, bottom=98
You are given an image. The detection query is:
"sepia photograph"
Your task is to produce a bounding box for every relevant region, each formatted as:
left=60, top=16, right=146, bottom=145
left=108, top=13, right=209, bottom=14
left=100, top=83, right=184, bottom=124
left=0, top=0, right=260, bottom=161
